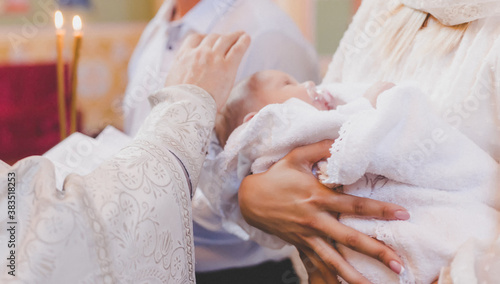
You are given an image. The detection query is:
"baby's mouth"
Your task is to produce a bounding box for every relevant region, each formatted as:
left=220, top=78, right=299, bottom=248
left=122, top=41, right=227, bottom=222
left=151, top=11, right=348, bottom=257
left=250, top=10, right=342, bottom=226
left=316, top=88, right=339, bottom=110
left=314, top=98, right=330, bottom=111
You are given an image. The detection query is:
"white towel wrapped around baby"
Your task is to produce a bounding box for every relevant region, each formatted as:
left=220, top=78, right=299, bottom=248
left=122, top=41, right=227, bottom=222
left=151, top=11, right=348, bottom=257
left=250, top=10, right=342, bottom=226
left=203, top=83, right=500, bottom=284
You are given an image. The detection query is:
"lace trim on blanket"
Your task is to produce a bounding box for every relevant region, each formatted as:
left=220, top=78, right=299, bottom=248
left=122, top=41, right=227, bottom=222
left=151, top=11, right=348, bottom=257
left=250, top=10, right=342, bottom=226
left=374, top=221, right=415, bottom=283
left=322, top=120, right=352, bottom=186
left=326, top=118, right=358, bottom=184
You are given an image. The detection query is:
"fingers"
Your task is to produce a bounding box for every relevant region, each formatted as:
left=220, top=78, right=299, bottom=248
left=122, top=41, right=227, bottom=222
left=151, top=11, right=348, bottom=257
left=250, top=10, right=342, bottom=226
left=307, top=236, right=371, bottom=284
left=287, top=140, right=335, bottom=168
left=200, top=33, right=221, bottom=48
left=321, top=192, right=410, bottom=221
left=313, top=212, right=404, bottom=275
left=225, top=32, right=251, bottom=63
left=213, top=31, right=245, bottom=55
left=301, top=250, right=339, bottom=284
left=181, top=33, right=205, bottom=49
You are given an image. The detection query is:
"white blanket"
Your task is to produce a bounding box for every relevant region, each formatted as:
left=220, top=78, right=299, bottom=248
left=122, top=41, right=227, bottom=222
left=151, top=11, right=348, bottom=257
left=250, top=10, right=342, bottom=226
left=206, top=83, right=500, bottom=283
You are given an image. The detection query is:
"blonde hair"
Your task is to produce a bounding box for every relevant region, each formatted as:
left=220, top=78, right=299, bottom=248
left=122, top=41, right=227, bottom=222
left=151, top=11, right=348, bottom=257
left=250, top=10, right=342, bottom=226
left=375, top=5, right=470, bottom=67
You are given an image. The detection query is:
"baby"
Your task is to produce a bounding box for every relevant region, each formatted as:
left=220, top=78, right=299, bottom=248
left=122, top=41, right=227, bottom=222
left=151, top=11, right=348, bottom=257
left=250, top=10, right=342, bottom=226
left=213, top=69, right=386, bottom=148
left=195, top=70, right=499, bottom=284
left=193, top=69, right=385, bottom=272
left=193, top=69, right=394, bottom=278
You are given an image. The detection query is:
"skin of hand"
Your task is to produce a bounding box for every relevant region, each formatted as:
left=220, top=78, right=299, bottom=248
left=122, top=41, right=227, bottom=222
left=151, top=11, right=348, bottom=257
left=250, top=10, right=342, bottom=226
left=300, top=251, right=339, bottom=284
left=239, top=140, right=411, bottom=284
left=164, top=31, right=251, bottom=111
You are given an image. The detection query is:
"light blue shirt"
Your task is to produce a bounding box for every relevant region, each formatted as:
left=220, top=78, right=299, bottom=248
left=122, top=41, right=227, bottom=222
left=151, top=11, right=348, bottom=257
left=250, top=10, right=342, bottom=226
left=124, top=0, right=320, bottom=137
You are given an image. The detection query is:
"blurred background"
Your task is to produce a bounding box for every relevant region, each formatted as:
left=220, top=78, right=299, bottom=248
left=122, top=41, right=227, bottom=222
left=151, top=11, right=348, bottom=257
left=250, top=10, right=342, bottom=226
left=0, top=0, right=360, bottom=164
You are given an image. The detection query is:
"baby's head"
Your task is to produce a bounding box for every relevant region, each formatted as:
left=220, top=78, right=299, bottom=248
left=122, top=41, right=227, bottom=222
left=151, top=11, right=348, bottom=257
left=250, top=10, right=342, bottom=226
left=216, top=70, right=334, bottom=146
left=215, top=70, right=393, bottom=147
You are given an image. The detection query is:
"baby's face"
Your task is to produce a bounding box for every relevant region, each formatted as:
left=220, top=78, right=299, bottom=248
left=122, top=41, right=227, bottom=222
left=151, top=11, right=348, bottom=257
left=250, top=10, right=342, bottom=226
left=247, top=70, right=330, bottom=111
left=219, top=70, right=332, bottom=146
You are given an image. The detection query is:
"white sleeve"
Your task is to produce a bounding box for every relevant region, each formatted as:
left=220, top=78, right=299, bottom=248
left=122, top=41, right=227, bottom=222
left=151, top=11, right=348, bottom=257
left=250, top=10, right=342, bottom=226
left=0, top=85, right=216, bottom=283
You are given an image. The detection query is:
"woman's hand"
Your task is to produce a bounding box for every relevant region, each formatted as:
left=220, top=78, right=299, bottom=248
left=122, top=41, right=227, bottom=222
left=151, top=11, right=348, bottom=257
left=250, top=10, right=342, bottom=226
left=239, top=140, right=409, bottom=283
left=164, top=31, right=251, bottom=110
left=300, top=250, right=339, bottom=284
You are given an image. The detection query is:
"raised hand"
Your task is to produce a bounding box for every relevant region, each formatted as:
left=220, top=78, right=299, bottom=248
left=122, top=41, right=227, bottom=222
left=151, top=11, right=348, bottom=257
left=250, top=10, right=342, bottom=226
left=165, top=31, right=251, bottom=110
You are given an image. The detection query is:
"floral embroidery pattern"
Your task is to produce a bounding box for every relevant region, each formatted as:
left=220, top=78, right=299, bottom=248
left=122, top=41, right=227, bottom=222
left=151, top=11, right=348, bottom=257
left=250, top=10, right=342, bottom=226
left=0, top=85, right=215, bottom=283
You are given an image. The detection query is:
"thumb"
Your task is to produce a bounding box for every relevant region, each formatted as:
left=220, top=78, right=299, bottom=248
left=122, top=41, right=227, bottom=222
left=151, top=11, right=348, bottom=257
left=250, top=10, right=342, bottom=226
left=287, top=140, right=334, bottom=167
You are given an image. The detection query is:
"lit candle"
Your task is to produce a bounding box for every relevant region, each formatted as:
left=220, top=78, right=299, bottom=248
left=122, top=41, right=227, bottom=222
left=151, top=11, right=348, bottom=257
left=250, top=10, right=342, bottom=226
left=70, top=15, right=82, bottom=134
left=55, top=10, right=67, bottom=140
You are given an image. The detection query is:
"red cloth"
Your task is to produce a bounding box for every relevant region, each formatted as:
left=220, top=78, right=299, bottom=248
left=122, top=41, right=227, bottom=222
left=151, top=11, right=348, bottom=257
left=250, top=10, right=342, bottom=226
left=0, top=63, right=71, bottom=164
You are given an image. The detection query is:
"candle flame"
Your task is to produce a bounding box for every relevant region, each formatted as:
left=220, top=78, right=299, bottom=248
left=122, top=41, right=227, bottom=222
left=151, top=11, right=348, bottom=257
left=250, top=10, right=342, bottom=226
left=73, top=16, right=82, bottom=31
left=55, top=11, right=63, bottom=29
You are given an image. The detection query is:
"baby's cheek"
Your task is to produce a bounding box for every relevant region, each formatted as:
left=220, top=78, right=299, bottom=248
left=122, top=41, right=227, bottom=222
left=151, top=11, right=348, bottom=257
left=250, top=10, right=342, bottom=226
left=296, top=90, right=319, bottom=108
left=297, top=96, right=324, bottom=110
left=299, top=96, right=316, bottom=107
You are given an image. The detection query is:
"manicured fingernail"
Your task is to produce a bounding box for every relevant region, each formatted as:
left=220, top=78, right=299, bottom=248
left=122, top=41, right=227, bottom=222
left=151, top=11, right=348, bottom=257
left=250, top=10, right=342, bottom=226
left=394, top=210, right=410, bottom=220
left=389, top=260, right=404, bottom=274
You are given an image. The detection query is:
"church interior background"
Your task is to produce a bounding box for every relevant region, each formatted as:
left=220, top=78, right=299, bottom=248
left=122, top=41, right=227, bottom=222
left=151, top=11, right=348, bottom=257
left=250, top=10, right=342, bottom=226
left=0, top=0, right=360, bottom=164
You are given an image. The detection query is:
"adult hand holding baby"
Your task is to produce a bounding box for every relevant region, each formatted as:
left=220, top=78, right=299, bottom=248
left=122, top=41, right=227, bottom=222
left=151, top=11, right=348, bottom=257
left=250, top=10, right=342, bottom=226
left=239, top=140, right=410, bottom=284
left=164, top=31, right=251, bottom=111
